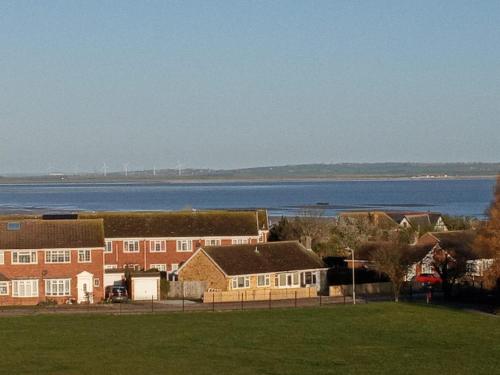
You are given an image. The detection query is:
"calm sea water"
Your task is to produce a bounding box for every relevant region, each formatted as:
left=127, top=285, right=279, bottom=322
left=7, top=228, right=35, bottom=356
left=0, top=178, right=496, bottom=218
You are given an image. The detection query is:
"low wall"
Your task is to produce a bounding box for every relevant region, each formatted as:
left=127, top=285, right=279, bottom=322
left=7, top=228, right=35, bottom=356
left=168, top=281, right=207, bottom=300
left=203, top=287, right=317, bottom=303
left=330, top=282, right=394, bottom=297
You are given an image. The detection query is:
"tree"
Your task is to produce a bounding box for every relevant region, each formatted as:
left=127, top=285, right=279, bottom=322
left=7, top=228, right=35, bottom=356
left=474, top=176, right=500, bottom=289
left=431, top=245, right=470, bottom=298
left=268, top=209, right=333, bottom=254
left=443, top=215, right=478, bottom=231
left=369, top=240, right=414, bottom=302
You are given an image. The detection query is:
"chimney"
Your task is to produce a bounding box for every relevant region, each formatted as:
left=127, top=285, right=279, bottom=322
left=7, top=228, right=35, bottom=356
left=300, top=236, right=312, bottom=251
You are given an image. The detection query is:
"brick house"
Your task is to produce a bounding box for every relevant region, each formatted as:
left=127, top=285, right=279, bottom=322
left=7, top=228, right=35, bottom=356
left=0, top=219, right=105, bottom=305
left=80, top=210, right=269, bottom=276
left=407, top=230, right=482, bottom=280
left=178, top=241, right=328, bottom=301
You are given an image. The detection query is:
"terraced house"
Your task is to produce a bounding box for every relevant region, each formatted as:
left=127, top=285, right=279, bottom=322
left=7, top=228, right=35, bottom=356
left=80, top=210, right=269, bottom=276
left=0, top=219, right=105, bottom=305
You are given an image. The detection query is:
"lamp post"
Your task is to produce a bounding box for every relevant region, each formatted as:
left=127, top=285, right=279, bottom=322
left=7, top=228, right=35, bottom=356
left=347, top=247, right=356, bottom=305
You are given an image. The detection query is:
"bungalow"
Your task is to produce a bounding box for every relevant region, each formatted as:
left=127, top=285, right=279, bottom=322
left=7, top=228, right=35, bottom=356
left=178, top=241, right=328, bottom=302
left=80, top=210, right=269, bottom=277
left=0, top=219, right=105, bottom=305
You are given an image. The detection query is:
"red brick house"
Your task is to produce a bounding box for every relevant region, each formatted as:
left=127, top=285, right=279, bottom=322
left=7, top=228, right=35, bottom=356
left=0, top=219, right=105, bottom=305
left=80, top=210, right=269, bottom=276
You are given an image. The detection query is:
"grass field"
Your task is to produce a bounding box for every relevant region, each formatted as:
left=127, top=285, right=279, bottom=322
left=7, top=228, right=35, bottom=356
left=0, top=303, right=498, bottom=375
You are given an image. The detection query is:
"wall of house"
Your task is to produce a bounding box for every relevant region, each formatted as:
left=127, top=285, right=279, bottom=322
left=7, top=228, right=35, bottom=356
left=105, top=236, right=259, bottom=272
left=0, top=248, right=104, bottom=305
left=178, top=251, right=227, bottom=290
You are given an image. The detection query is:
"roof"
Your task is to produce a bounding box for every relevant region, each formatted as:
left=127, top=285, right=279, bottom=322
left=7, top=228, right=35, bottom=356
left=339, top=211, right=398, bottom=229
left=0, top=219, right=105, bottom=249
left=415, top=230, right=477, bottom=259
left=79, top=211, right=261, bottom=238
left=202, top=241, right=326, bottom=276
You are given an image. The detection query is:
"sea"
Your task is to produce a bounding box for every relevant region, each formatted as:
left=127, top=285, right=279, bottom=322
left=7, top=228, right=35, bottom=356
left=0, top=178, right=496, bottom=218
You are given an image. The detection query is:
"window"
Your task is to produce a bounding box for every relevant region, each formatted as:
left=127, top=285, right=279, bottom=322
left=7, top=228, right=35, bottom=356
left=45, top=250, right=71, bottom=263
left=231, top=276, right=250, bottom=289
left=258, top=232, right=265, bottom=243
left=204, top=239, right=221, bottom=246
left=0, top=251, right=4, bottom=265
left=421, top=262, right=434, bottom=274
left=94, top=278, right=100, bottom=288
left=257, top=274, right=270, bottom=287
left=170, top=264, right=179, bottom=273
left=12, top=280, right=38, bottom=297
left=176, top=240, right=192, bottom=252
left=45, top=279, right=70, bottom=296
left=105, top=241, right=113, bottom=253
left=151, top=264, right=166, bottom=272
left=78, top=250, right=91, bottom=263
left=7, top=222, right=20, bottom=231
left=150, top=240, right=166, bottom=252
left=0, top=281, right=8, bottom=295
left=104, top=264, right=118, bottom=270
left=232, top=238, right=249, bottom=245
left=124, top=240, right=140, bottom=252
left=302, top=271, right=318, bottom=286
left=12, top=251, right=37, bottom=264
left=125, top=264, right=141, bottom=271
left=275, top=272, right=300, bottom=288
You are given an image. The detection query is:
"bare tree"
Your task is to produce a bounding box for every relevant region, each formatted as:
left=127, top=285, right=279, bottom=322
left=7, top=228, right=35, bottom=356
left=370, top=241, right=414, bottom=302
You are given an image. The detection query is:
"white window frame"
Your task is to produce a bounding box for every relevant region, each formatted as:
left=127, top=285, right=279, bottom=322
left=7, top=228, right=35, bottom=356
left=150, top=264, right=167, bottom=272
left=150, top=240, right=166, bottom=253
left=105, top=240, right=113, bottom=253
left=176, top=240, right=192, bottom=252
left=45, top=250, right=71, bottom=264
left=104, top=264, right=118, bottom=270
left=275, top=272, right=300, bottom=288
left=12, top=279, right=39, bottom=297
left=257, top=274, right=271, bottom=287
left=12, top=250, right=38, bottom=265
left=45, top=279, right=71, bottom=297
left=0, top=251, right=4, bottom=265
left=204, top=239, right=221, bottom=246
left=123, top=240, right=140, bottom=253
left=232, top=238, right=249, bottom=245
left=301, top=271, right=318, bottom=286
left=0, top=281, right=8, bottom=295
left=78, top=249, right=91, bottom=263
left=231, top=276, right=250, bottom=289
left=94, top=278, right=100, bottom=288
left=170, top=264, right=179, bottom=273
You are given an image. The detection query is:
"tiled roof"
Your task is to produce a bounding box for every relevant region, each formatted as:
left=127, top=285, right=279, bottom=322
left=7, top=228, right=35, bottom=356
left=79, top=211, right=262, bottom=238
left=203, top=241, right=325, bottom=276
left=0, top=219, right=105, bottom=249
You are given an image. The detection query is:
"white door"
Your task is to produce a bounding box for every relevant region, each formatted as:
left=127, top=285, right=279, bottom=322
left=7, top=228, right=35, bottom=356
left=133, top=278, right=158, bottom=301
left=77, top=271, right=94, bottom=303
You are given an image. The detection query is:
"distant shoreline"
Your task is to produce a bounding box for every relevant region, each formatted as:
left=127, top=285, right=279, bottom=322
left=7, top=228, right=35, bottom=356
left=0, top=174, right=496, bottom=185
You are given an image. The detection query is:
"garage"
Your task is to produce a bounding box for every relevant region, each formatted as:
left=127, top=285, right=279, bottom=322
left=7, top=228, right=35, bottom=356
left=131, top=273, right=160, bottom=301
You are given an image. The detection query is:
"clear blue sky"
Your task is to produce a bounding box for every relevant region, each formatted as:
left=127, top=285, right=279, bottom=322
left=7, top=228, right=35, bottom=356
left=1, top=1, right=499, bottom=174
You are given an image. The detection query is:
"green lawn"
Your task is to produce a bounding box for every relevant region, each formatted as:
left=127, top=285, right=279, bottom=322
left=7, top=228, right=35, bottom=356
left=0, top=303, right=498, bottom=375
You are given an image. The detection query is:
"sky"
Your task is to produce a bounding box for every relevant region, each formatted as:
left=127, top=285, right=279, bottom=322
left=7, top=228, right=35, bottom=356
left=1, top=1, right=499, bottom=174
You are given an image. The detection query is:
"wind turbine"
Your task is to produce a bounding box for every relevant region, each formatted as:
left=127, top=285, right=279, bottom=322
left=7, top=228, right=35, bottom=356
left=123, top=163, right=129, bottom=177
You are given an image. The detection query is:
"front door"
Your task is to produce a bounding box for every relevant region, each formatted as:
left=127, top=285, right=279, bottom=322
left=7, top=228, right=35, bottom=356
left=77, top=271, right=94, bottom=303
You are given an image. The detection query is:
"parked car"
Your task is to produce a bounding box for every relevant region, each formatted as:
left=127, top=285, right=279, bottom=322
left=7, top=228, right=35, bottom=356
left=105, top=285, right=129, bottom=303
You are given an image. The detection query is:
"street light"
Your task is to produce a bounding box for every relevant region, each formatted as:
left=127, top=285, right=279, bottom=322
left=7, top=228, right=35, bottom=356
left=346, top=247, right=356, bottom=305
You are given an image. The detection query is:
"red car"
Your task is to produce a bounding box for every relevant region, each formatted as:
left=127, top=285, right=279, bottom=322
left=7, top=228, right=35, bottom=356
left=415, top=274, right=442, bottom=284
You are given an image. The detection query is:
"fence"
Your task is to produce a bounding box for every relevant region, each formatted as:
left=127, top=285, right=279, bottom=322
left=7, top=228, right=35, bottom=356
left=203, top=287, right=317, bottom=303
left=330, top=282, right=394, bottom=297
left=168, top=281, right=207, bottom=300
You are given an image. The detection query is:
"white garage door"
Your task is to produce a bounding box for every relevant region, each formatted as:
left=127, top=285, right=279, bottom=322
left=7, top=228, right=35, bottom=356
left=133, top=278, right=158, bottom=301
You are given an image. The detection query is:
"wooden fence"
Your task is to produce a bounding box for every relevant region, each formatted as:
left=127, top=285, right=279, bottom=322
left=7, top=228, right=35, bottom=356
left=203, top=287, right=317, bottom=303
